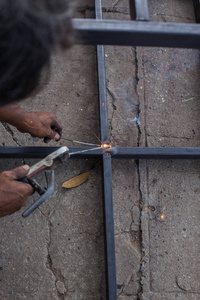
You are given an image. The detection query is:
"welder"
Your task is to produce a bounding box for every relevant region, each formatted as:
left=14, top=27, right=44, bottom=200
left=0, top=0, right=73, bottom=217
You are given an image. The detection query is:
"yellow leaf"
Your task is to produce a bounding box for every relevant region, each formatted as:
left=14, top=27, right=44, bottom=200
left=62, top=172, right=89, bottom=189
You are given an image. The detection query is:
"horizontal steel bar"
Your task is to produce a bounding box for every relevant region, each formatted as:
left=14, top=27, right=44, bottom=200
left=113, top=147, right=200, bottom=159
left=0, top=147, right=200, bottom=159
left=73, top=19, right=200, bottom=48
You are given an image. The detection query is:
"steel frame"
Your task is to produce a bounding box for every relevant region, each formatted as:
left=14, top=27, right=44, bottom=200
left=1, top=1, right=200, bottom=299
left=1, top=146, right=200, bottom=159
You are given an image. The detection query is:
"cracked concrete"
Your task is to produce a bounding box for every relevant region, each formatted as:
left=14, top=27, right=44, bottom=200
left=0, top=0, right=200, bottom=299
left=103, top=3, right=143, bottom=299
left=1, top=123, right=21, bottom=146
left=139, top=1, right=200, bottom=300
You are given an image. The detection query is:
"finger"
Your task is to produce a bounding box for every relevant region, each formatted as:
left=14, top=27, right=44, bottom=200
left=51, top=120, right=63, bottom=138
left=23, top=183, right=35, bottom=196
left=44, top=137, right=51, bottom=143
left=7, top=165, right=30, bottom=180
left=15, top=182, right=34, bottom=198
left=45, top=129, right=60, bottom=141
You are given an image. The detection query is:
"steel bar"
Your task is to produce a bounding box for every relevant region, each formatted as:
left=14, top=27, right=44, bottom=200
left=95, top=0, right=117, bottom=299
left=193, top=0, right=200, bottom=23
left=73, top=19, right=200, bottom=48
left=1, top=147, right=200, bottom=159
left=102, top=154, right=117, bottom=300
left=96, top=47, right=109, bottom=144
left=129, top=0, right=149, bottom=21
left=0, top=146, right=103, bottom=159
left=112, top=147, right=200, bottom=159
left=0, top=3, right=199, bottom=299
left=95, top=1, right=109, bottom=144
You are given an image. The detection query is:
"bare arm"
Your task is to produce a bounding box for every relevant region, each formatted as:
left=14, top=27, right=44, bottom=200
left=0, top=103, right=62, bottom=142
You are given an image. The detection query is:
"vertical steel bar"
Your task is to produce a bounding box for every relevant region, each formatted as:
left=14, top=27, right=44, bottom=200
left=129, top=0, right=149, bottom=21
left=95, top=0, right=109, bottom=144
left=95, top=0, right=117, bottom=299
left=193, top=0, right=200, bottom=23
left=102, top=154, right=117, bottom=300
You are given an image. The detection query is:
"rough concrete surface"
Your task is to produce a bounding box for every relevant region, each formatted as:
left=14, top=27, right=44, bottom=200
left=0, top=0, right=200, bottom=299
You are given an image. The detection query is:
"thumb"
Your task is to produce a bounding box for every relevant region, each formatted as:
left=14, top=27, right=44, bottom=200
left=47, top=130, right=60, bottom=141
left=9, top=165, right=30, bottom=180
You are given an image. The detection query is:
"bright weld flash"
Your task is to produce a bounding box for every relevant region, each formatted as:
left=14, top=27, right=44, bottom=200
left=101, top=143, right=111, bottom=148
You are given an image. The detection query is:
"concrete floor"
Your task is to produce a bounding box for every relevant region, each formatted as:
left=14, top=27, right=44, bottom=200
left=0, top=0, right=200, bottom=299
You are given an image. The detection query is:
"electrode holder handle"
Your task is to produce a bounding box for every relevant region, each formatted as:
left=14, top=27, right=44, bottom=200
left=22, top=170, right=54, bottom=218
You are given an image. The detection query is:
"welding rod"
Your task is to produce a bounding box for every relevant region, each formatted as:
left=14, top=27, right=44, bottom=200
left=69, top=146, right=105, bottom=156
left=61, top=137, right=100, bottom=147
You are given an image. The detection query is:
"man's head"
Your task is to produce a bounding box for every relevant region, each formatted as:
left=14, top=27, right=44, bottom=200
left=0, top=0, right=73, bottom=105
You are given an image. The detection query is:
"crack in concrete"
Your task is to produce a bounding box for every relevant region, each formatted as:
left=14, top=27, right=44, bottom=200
left=134, top=45, right=143, bottom=300
left=85, top=5, right=130, bottom=16
left=111, top=0, right=120, bottom=9
left=117, top=273, right=132, bottom=297
left=157, top=13, right=195, bottom=21
left=107, top=87, right=117, bottom=141
left=38, top=209, right=68, bottom=300
left=39, top=205, right=104, bottom=299
left=131, top=47, right=141, bottom=127
left=104, top=8, right=130, bottom=15
left=1, top=122, right=21, bottom=146
left=118, top=272, right=141, bottom=299
left=135, top=157, right=143, bottom=300
left=133, top=47, right=140, bottom=95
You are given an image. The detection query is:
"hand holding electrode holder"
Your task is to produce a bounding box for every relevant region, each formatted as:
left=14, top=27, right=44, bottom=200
left=21, top=147, right=69, bottom=217
left=21, top=144, right=115, bottom=217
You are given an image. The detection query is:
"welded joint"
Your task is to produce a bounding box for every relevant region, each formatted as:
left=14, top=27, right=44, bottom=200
left=105, top=147, right=118, bottom=155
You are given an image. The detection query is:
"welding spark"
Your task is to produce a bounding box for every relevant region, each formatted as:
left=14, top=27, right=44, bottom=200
left=160, top=214, right=166, bottom=221
left=101, top=143, right=111, bottom=149
left=93, top=132, right=102, bottom=144
left=92, top=133, right=111, bottom=149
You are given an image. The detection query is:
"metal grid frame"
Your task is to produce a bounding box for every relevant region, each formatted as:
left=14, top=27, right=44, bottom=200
left=1, top=1, right=200, bottom=299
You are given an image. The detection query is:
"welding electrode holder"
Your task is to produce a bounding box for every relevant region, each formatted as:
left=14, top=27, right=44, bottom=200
left=22, top=170, right=55, bottom=218
left=20, top=176, right=46, bottom=195
left=19, top=145, right=116, bottom=217
left=19, top=146, right=69, bottom=217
